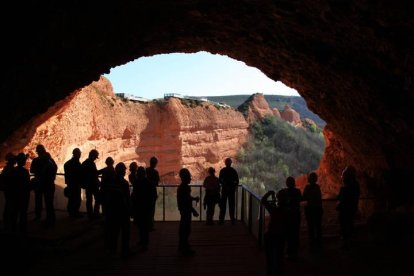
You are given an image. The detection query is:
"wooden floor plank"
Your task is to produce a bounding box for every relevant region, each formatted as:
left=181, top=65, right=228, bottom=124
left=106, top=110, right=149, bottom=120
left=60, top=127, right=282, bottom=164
left=25, top=220, right=266, bottom=276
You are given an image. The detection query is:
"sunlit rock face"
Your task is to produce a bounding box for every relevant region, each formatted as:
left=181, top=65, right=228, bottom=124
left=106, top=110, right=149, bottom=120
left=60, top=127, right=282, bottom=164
left=237, top=93, right=275, bottom=123
left=0, top=77, right=249, bottom=184
left=2, top=1, right=414, bottom=207
left=281, top=105, right=302, bottom=127
left=272, top=108, right=281, bottom=118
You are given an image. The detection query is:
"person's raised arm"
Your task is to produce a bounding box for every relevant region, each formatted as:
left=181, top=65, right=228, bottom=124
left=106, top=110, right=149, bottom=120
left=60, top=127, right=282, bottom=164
left=261, top=190, right=275, bottom=210
left=261, top=190, right=274, bottom=203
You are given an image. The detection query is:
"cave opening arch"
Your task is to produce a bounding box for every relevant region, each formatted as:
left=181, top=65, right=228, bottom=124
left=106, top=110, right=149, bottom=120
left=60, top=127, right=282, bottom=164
left=2, top=1, right=413, bottom=209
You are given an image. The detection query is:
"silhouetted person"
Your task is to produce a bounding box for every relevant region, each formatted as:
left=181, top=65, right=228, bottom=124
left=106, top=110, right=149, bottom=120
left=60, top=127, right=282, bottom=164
left=105, top=162, right=132, bottom=258
left=219, top=158, right=239, bottom=224
left=337, top=165, right=360, bottom=247
left=99, top=156, right=116, bottom=216
left=81, top=149, right=101, bottom=220
left=30, top=145, right=46, bottom=221
left=262, top=190, right=289, bottom=276
left=277, top=176, right=301, bottom=260
left=64, top=148, right=83, bottom=218
left=131, top=166, right=157, bottom=251
left=302, top=172, right=323, bottom=253
left=10, top=153, right=31, bottom=233
left=30, top=145, right=57, bottom=227
left=177, top=168, right=199, bottom=256
left=128, top=162, right=138, bottom=187
left=128, top=161, right=138, bottom=248
left=146, top=156, right=160, bottom=230
left=203, top=167, right=220, bottom=225
left=1, top=153, right=16, bottom=231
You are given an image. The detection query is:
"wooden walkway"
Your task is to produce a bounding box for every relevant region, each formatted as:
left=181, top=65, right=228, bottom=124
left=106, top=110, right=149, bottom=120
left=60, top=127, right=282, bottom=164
left=2, top=210, right=414, bottom=276
left=7, top=212, right=266, bottom=276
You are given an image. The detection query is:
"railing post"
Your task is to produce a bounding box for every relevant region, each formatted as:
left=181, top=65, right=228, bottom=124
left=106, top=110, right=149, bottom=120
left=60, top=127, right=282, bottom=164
left=162, top=186, right=166, bottom=222
left=241, top=187, right=245, bottom=224
left=258, top=204, right=264, bottom=247
left=199, top=186, right=202, bottom=221
left=235, top=185, right=239, bottom=220
left=248, top=193, right=253, bottom=233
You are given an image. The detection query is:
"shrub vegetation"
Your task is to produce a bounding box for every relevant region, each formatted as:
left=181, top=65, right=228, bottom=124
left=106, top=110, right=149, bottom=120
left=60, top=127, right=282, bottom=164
left=235, top=116, right=325, bottom=195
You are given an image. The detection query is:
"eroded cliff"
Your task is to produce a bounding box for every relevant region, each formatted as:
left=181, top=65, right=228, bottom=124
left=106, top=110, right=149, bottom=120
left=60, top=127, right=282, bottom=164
left=0, top=77, right=249, bottom=184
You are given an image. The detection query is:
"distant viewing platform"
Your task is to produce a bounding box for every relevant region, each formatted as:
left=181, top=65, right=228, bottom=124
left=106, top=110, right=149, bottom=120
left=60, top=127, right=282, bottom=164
left=115, top=93, right=151, bottom=102
left=164, top=93, right=230, bottom=108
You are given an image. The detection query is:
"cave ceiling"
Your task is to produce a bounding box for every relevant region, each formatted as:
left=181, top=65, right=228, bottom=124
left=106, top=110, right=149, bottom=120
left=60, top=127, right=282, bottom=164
left=2, top=1, right=413, bottom=175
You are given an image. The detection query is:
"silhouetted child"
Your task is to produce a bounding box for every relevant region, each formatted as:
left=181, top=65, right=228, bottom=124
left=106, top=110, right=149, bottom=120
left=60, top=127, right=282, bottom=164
left=131, top=166, right=157, bottom=251
left=202, top=167, right=220, bottom=225
left=262, top=190, right=289, bottom=276
left=177, top=168, right=199, bottom=256
left=337, top=165, right=360, bottom=248
left=302, top=172, right=323, bottom=253
left=277, top=176, right=302, bottom=260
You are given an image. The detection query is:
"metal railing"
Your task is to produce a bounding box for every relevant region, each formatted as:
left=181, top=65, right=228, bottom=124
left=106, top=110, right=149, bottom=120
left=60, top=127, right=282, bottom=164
left=11, top=174, right=376, bottom=249
left=155, top=184, right=267, bottom=246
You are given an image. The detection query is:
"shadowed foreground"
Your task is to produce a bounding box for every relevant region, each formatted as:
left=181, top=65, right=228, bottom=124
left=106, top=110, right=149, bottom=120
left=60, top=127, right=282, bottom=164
left=1, top=210, right=414, bottom=276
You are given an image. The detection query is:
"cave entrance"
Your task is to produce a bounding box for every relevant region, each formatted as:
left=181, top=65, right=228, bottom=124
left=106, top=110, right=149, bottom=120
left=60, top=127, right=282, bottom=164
left=0, top=51, right=326, bottom=216
left=103, top=51, right=326, bottom=195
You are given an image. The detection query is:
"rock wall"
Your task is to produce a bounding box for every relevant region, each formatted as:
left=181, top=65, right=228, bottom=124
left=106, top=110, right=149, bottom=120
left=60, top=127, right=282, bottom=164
left=281, top=105, right=302, bottom=127
left=0, top=77, right=249, bottom=184
left=237, top=93, right=275, bottom=124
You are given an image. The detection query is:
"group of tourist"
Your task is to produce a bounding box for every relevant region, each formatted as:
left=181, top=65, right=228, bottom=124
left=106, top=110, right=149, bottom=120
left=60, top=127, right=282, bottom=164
left=0, top=144, right=240, bottom=258
left=63, top=147, right=161, bottom=258
left=261, top=166, right=360, bottom=276
left=177, top=157, right=240, bottom=256
left=0, top=145, right=58, bottom=232
left=0, top=144, right=361, bottom=266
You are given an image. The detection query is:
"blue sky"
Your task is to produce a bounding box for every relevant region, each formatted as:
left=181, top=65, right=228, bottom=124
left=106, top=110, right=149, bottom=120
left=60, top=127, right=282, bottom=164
left=103, top=51, right=299, bottom=99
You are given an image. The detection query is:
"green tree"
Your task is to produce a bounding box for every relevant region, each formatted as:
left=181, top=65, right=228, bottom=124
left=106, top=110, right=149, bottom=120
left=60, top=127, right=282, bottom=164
left=235, top=116, right=325, bottom=196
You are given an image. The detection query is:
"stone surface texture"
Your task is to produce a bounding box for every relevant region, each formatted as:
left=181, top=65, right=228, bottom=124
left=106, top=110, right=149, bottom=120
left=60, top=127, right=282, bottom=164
left=1, top=1, right=413, bottom=204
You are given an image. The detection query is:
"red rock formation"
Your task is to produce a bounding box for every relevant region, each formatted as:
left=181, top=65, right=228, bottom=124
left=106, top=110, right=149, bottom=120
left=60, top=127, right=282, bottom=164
left=272, top=108, right=281, bottom=118
left=237, top=93, right=275, bottom=123
left=0, top=75, right=382, bottom=204
left=0, top=77, right=249, bottom=185
left=281, top=105, right=302, bottom=127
